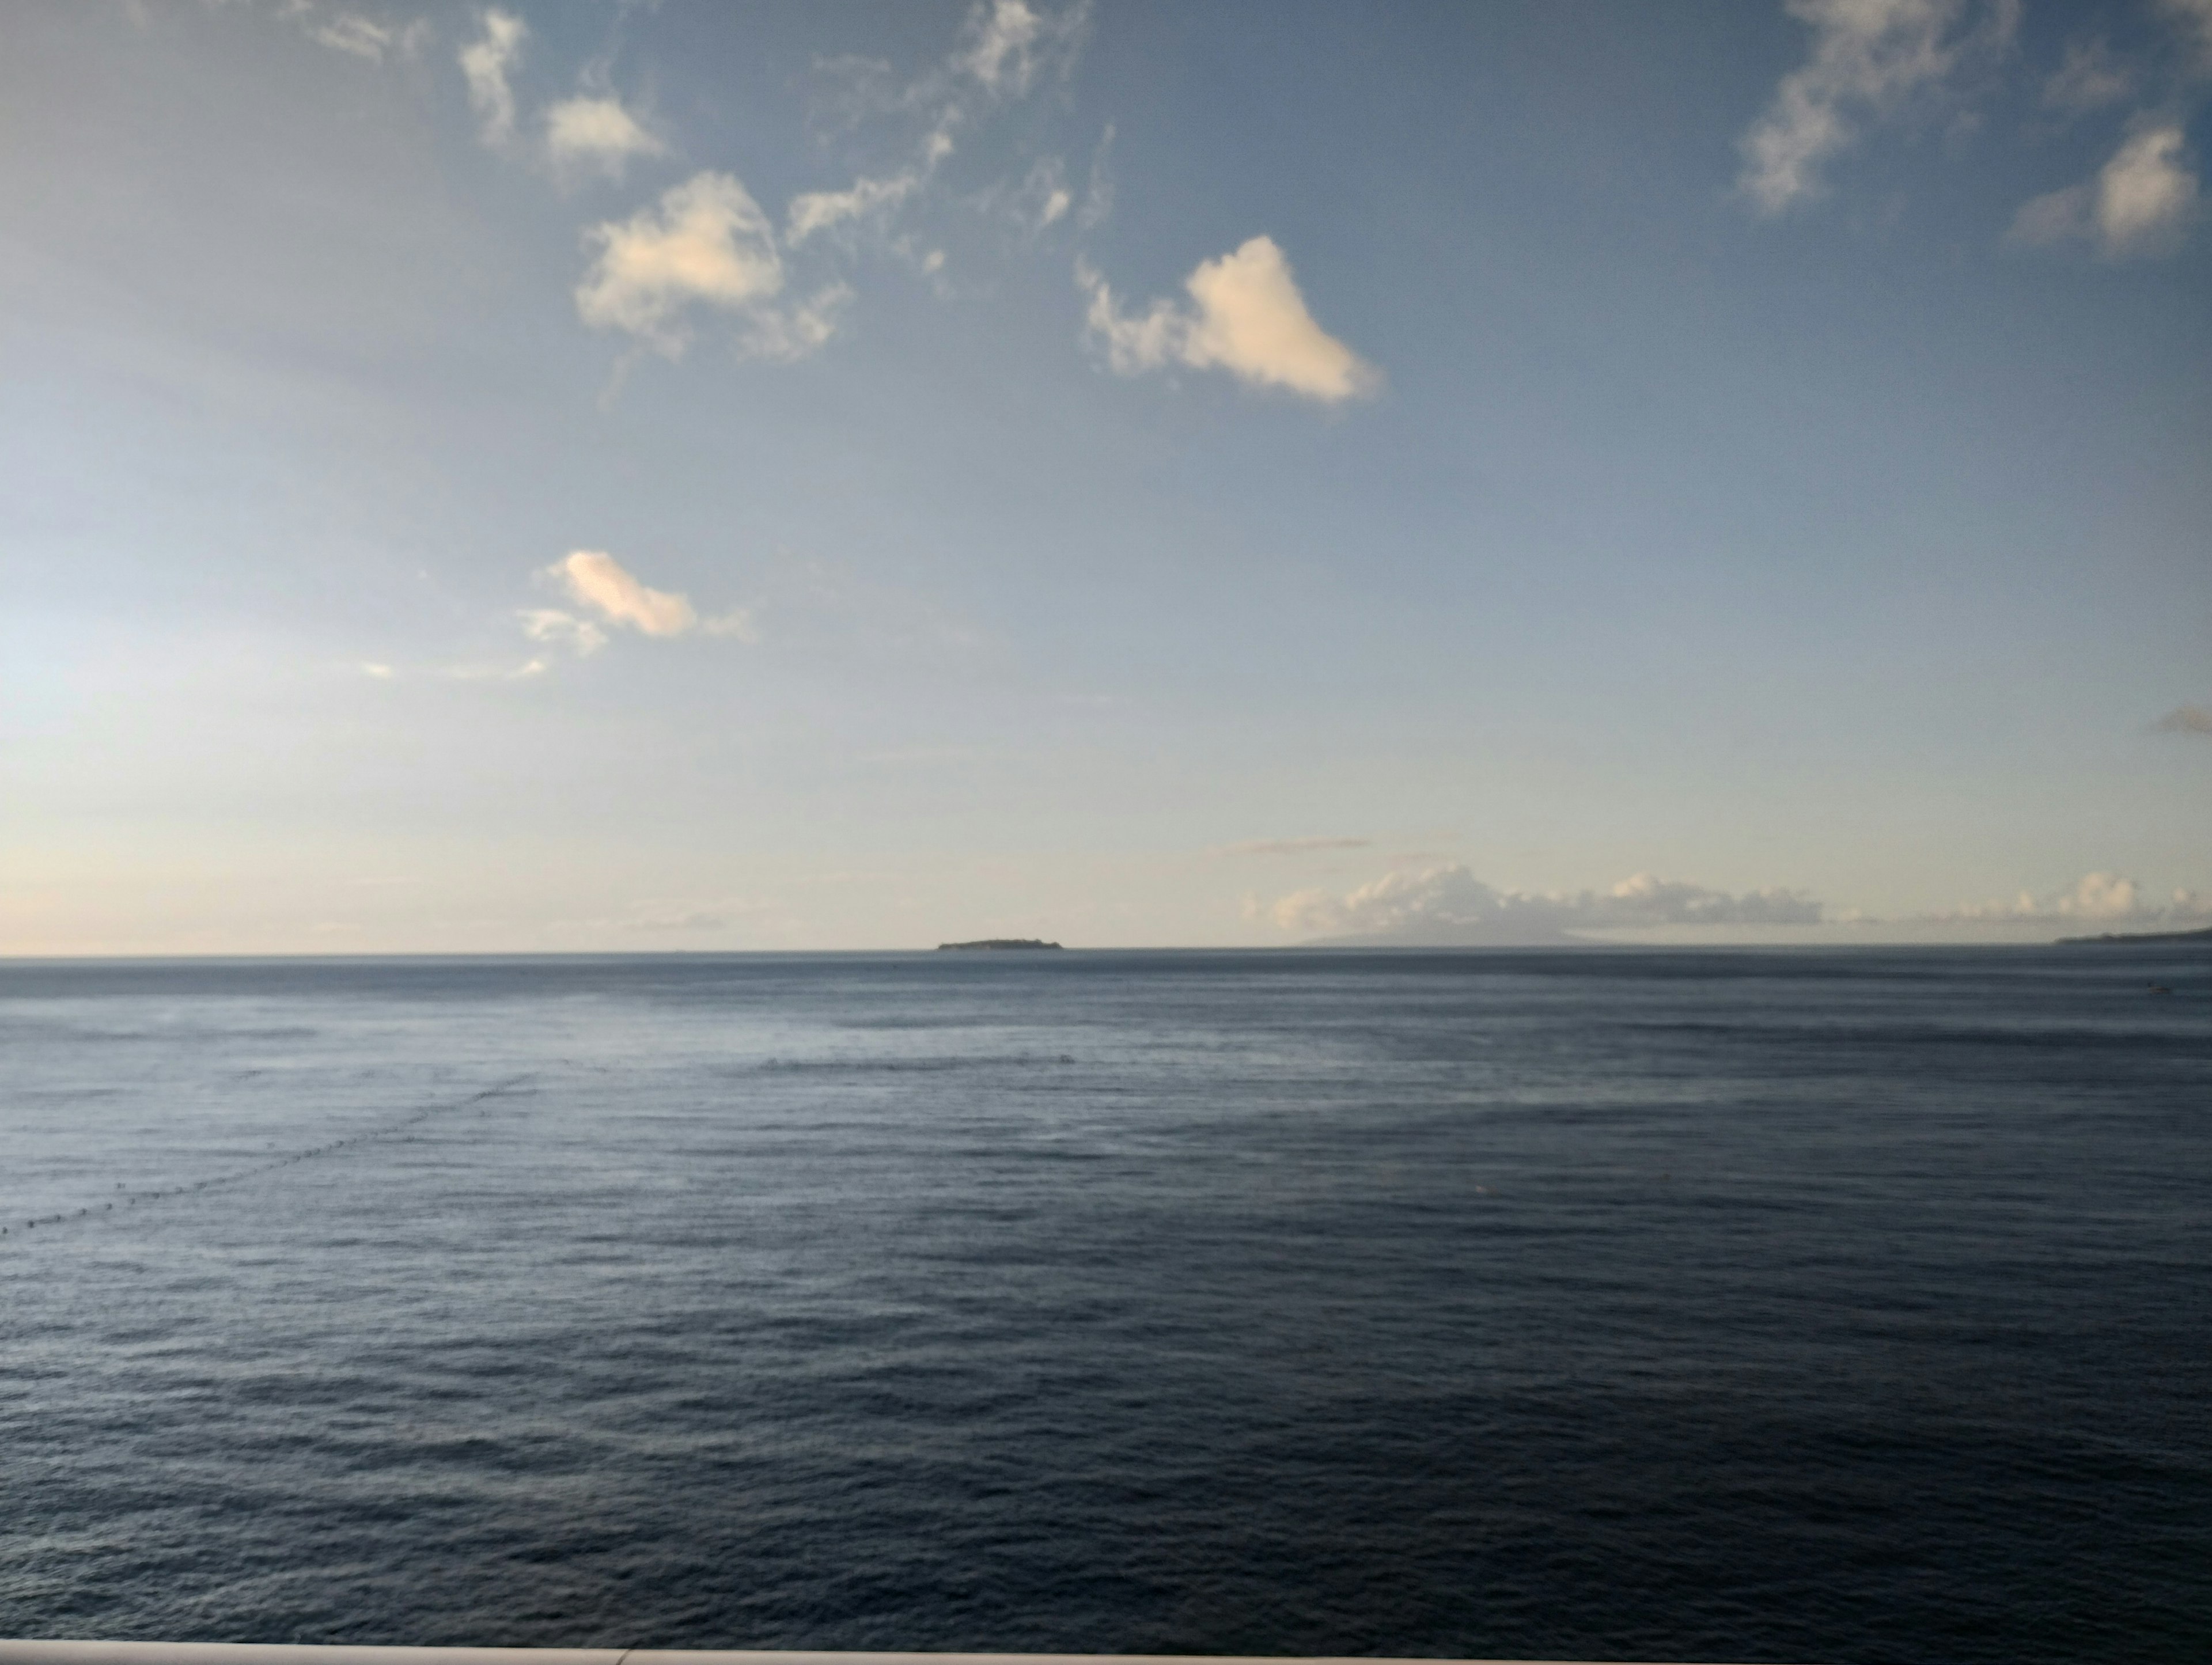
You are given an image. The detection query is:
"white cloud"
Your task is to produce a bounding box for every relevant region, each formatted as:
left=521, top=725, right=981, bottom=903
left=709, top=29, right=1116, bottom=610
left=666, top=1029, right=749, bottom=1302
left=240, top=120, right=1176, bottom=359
left=1269, top=866, right=1822, bottom=945
left=1264, top=863, right=2212, bottom=943
left=546, top=551, right=698, bottom=636
left=459, top=10, right=526, bottom=146
left=2043, top=39, right=2134, bottom=112
left=546, top=96, right=667, bottom=180
left=1217, top=837, right=1373, bottom=858
left=2093, top=124, right=2200, bottom=248
left=2153, top=703, right=2212, bottom=735
left=2010, top=124, right=2199, bottom=257
left=1599, top=872, right=1826, bottom=926
left=2052, top=872, right=2145, bottom=918
left=540, top=551, right=756, bottom=644
left=575, top=172, right=844, bottom=359
left=960, top=0, right=1085, bottom=96
left=541, top=2, right=1086, bottom=369
left=964, top=0, right=1040, bottom=90
left=1928, top=871, right=2212, bottom=927
left=1080, top=237, right=1379, bottom=403
left=1736, top=0, right=2005, bottom=215
left=357, top=559, right=750, bottom=688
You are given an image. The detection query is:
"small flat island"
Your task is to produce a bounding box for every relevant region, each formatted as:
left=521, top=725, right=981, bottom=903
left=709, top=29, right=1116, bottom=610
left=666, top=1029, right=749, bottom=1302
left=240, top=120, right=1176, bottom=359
left=937, top=938, right=1064, bottom=951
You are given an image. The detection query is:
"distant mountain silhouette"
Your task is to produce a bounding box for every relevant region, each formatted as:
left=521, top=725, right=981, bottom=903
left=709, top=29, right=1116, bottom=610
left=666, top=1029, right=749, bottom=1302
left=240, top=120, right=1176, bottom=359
left=2056, top=924, right=2212, bottom=945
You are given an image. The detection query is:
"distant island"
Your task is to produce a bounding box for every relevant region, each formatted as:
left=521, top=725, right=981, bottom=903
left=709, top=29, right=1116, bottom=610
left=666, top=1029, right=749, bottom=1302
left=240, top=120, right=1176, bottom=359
left=937, top=938, right=1064, bottom=951
left=2056, top=924, right=2212, bottom=945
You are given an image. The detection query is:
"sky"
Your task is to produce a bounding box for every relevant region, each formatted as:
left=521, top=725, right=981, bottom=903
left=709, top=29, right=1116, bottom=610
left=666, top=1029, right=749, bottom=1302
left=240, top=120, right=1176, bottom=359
left=1, top=0, right=2207, bottom=953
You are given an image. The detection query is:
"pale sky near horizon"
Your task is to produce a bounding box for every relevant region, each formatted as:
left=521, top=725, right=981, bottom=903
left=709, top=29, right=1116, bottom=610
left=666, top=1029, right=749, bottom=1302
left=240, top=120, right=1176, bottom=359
left=2, top=0, right=2208, bottom=953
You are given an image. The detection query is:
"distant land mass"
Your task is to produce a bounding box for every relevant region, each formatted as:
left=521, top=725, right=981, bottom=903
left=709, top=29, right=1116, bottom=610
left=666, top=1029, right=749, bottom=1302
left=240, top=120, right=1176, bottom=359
left=936, top=938, right=1064, bottom=951
left=2056, top=924, right=2212, bottom=945
left=1300, top=925, right=1580, bottom=948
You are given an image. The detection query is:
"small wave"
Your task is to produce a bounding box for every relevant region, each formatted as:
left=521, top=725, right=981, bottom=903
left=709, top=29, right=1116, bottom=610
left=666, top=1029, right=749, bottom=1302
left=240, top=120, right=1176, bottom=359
left=1, top=1075, right=533, bottom=1244
left=755, top=1052, right=1081, bottom=1075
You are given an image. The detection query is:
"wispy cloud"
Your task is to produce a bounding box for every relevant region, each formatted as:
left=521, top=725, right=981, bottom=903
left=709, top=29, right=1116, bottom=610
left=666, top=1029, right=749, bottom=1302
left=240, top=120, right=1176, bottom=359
left=546, top=96, right=668, bottom=181
left=550, top=1, right=1088, bottom=371
left=765, top=3, right=1086, bottom=298
left=308, top=11, right=396, bottom=62
left=1736, top=0, right=2010, bottom=215
left=2010, top=123, right=2200, bottom=257
left=354, top=655, right=543, bottom=682
left=786, top=134, right=949, bottom=245
left=2043, top=38, right=2134, bottom=113
left=1266, top=866, right=1821, bottom=945
left=519, top=606, right=608, bottom=657
left=959, top=0, right=1088, bottom=98
left=2153, top=703, right=2212, bottom=735
left=575, top=172, right=846, bottom=359
left=1080, top=237, right=1379, bottom=403
left=2163, top=0, right=2212, bottom=72
left=980, top=155, right=1075, bottom=237
left=265, top=2, right=431, bottom=66
left=1077, top=123, right=1115, bottom=230
left=1215, top=837, right=1373, bottom=858
left=460, top=9, right=527, bottom=147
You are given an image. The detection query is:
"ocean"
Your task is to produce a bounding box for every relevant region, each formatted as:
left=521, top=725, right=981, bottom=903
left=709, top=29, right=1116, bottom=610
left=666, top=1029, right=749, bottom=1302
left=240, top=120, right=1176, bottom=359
left=1, top=947, right=2206, bottom=1664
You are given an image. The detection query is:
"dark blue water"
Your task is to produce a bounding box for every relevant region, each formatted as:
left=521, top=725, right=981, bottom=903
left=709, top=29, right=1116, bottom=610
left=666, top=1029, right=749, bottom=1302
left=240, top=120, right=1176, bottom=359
left=2, top=949, right=2207, bottom=1663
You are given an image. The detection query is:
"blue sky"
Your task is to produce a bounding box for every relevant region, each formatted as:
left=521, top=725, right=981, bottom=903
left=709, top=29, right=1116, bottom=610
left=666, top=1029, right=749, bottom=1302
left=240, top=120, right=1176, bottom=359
left=2, top=0, right=2207, bottom=951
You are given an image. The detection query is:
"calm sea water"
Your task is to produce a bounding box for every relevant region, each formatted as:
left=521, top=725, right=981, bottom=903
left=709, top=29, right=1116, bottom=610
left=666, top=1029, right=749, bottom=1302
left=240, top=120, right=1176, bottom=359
left=1, top=949, right=2206, bottom=1664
